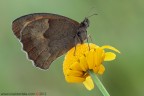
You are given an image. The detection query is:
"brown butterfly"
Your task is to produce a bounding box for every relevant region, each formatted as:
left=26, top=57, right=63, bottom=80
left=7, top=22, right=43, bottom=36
left=12, top=13, right=89, bottom=70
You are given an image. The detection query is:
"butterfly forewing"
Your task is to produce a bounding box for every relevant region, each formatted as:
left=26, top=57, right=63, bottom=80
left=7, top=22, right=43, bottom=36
left=12, top=13, right=81, bottom=69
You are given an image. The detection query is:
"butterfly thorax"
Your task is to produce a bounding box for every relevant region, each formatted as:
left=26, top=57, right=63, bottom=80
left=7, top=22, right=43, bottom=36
left=76, top=18, right=89, bottom=43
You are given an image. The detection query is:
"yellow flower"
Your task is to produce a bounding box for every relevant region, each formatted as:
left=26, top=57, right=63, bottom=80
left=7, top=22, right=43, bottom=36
left=63, top=43, right=120, bottom=90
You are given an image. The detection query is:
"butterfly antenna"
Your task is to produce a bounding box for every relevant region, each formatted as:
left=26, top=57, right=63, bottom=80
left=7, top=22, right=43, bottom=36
left=86, top=13, right=98, bottom=19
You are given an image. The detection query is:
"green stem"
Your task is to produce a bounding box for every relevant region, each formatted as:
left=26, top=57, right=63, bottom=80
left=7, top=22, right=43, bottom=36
left=88, top=70, right=110, bottom=96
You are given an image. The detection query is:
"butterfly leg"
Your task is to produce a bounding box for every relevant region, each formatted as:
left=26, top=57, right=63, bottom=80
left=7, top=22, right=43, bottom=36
left=73, top=34, right=82, bottom=56
left=74, top=45, right=76, bottom=56
left=86, top=31, right=90, bottom=51
left=73, top=35, right=79, bottom=56
left=87, top=34, right=93, bottom=43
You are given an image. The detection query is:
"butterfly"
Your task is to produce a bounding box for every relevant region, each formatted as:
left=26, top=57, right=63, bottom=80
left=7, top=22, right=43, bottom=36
left=12, top=13, right=89, bottom=70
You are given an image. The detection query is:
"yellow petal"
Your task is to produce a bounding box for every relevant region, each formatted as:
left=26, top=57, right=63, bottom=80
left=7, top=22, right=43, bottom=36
left=86, top=50, right=95, bottom=69
left=94, top=48, right=103, bottom=66
left=98, top=65, right=105, bottom=75
left=93, top=66, right=99, bottom=73
left=101, top=45, right=120, bottom=53
left=63, top=56, right=75, bottom=75
left=65, top=76, right=85, bottom=83
left=104, top=52, right=116, bottom=61
left=79, top=55, right=88, bottom=71
left=89, top=43, right=99, bottom=49
left=70, top=62, right=83, bottom=71
left=66, top=69, right=83, bottom=77
left=83, top=76, right=94, bottom=90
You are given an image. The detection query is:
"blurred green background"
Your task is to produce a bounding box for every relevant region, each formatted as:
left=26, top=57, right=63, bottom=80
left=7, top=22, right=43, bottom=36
left=0, top=0, right=144, bottom=96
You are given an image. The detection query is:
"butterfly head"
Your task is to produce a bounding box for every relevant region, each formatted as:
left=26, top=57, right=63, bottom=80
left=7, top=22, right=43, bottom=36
left=81, top=18, right=89, bottom=28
